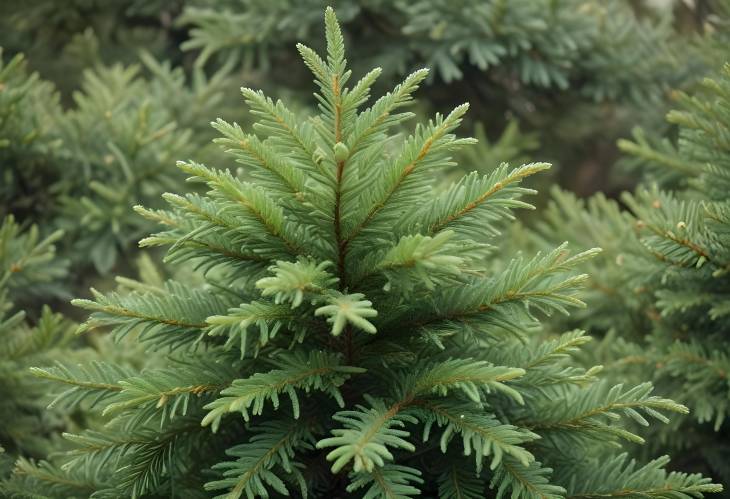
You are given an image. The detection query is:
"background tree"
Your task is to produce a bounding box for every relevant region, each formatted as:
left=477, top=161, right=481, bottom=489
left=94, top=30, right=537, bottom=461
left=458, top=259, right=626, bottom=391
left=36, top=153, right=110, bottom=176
left=0, top=44, right=243, bottom=298
left=0, top=216, right=73, bottom=480
left=2, top=0, right=722, bottom=196
left=533, top=62, right=730, bottom=486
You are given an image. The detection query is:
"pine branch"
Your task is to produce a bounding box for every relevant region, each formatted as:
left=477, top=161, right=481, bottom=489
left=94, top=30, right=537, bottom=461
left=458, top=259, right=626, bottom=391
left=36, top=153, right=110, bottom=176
left=206, top=301, right=306, bottom=357
left=202, top=350, right=365, bottom=431
left=318, top=359, right=525, bottom=475
left=343, top=105, right=474, bottom=252
left=347, top=464, right=423, bottom=499
left=418, top=163, right=550, bottom=239
left=490, top=458, right=565, bottom=499
left=102, top=361, right=235, bottom=423
left=175, top=161, right=305, bottom=256
left=72, top=281, right=232, bottom=350
left=2, top=458, right=100, bottom=498
left=0, top=215, right=66, bottom=294
left=316, top=396, right=417, bottom=473
left=437, top=464, right=486, bottom=499
left=61, top=417, right=209, bottom=498
left=240, top=87, right=322, bottom=177
left=145, top=193, right=287, bottom=266
left=565, top=454, right=723, bottom=498
left=255, top=258, right=338, bottom=307
left=416, top=400, right=537, bottom=472
left=344, top=69, right=429, bottom=157
left=521, top=382, right=688, bottom=445
left=409, top=358, right=525, bottom=404
left=2, top=306, right=75, bottom=361
left=205, top=417, right=313, bottom=499
left=30, top=361, right=133, bottom=410
left=410, top=245, right=601, bottom=341
left=314, top=292, right=378, bottom=336
left=210, top=119, right=306, bottom=197
left=353, top=230, right=484, bottom=294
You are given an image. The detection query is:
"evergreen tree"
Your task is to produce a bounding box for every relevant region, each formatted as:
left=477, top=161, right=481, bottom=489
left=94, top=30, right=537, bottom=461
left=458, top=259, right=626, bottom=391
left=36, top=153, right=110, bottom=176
left=52, top=58, right=220, bottom=275
left=0, top=0, right=186, bottom=95
left=0, top=216, right=74, bottom=478
left=0, top=45, right=241, bottom=288
left=12, top=9, right=723, bottom=498
left=0, top=215, right=177, bottom=494
left=0, top=50, right=64, bottom=224
left=534, top=63, right=730, bottom=485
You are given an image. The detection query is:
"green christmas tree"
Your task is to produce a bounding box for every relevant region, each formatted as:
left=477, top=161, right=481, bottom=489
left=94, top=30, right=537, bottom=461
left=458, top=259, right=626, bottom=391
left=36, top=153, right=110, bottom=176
left=534, top=62, right=730, bottom=485
left=11, top=9, right=723, bottom=498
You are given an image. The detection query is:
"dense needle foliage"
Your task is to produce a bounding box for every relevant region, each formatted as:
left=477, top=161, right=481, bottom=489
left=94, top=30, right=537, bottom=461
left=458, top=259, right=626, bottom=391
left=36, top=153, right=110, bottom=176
left=3, top=9, right=722, bottom=498
left=535, top=62, right=730, bottom=486
left=0, top=45, right=239, bottom=281
left=0, top=216, right=72, bottom=477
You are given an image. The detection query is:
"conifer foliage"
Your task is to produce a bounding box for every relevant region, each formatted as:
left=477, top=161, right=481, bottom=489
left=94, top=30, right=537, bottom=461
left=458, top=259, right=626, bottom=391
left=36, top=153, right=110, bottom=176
left=182, top=0, right=674, bottom=101
left=0, top=216, right=75, bottom=479
left=0, top=50, right=63, bottom=223
left=20, top=9, right=722, bottom=498
left=535, top=63, right=730, bottom=486
left=1, top=45, right=237, bottom=280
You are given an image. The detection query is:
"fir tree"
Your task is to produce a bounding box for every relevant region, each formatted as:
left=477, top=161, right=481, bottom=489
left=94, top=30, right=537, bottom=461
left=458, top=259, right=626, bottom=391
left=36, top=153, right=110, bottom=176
left=0, top=50, right=64, bottom=224
left=0, top=216, right=171, bottom=495
left=53, top=59, right=221, bottom=275
left=0, top=45, right=240, bottom=284
left=14, top=9, right=723, bottom=498
left=0, top=0, right=185, bottom=95
left=534, top=63, right=730, bottom=485
left=0, top=216, right=74, bottom=478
